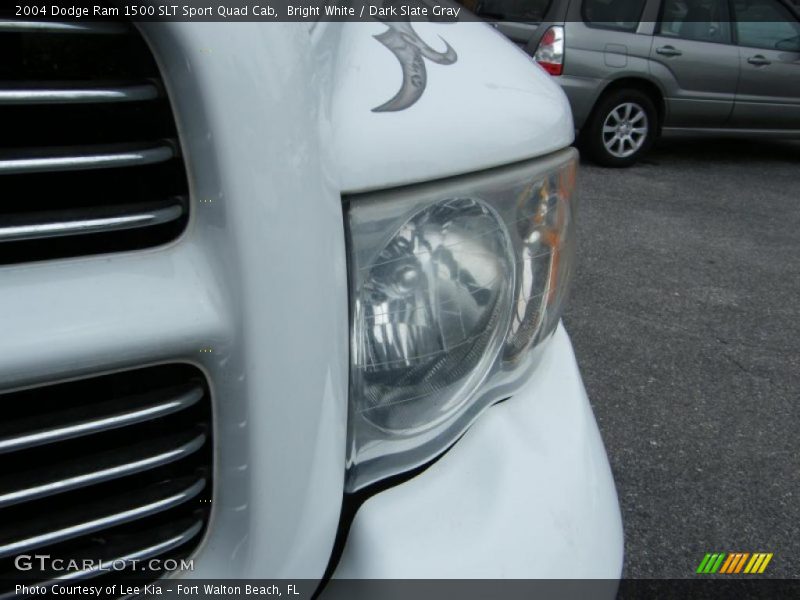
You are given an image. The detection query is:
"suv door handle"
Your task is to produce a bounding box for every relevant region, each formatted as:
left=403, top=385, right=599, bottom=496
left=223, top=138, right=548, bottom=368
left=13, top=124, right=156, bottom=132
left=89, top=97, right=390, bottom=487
left=747, top=55, right=772, bottom=66
left=656, top=45, right=682, bottom=57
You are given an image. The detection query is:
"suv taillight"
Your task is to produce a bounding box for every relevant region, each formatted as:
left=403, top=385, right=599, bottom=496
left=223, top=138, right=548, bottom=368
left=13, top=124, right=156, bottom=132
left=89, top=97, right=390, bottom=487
left=534, top=26, right=565, bottom=76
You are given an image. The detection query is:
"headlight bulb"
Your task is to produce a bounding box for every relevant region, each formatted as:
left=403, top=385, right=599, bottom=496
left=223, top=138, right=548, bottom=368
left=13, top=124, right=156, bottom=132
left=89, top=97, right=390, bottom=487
left=353, top=197, right=514, bottom=434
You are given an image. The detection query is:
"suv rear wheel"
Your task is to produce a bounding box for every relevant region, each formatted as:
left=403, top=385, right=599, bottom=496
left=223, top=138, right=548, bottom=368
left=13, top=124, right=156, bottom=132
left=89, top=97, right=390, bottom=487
left=583, top=89, right=657, bottom=167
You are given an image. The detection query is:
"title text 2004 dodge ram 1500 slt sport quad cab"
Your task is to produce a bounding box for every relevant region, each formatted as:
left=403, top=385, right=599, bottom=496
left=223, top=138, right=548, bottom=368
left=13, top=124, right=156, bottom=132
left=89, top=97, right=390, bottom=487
left=0, top=9, right=622, bottom=593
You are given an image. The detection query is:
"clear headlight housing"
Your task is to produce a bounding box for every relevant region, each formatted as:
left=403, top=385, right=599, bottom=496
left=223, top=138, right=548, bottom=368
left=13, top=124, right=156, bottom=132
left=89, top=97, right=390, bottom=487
left=346, top=149, right=578, bottom=491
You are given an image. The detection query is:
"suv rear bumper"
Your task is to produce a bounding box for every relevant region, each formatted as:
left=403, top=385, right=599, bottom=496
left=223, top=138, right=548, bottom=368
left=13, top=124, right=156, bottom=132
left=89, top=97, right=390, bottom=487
left=330, top=323, right=623, bottom=580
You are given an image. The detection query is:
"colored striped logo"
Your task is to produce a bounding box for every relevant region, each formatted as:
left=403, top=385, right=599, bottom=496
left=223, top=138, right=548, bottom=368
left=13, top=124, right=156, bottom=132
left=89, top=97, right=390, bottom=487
left=696, top=552, right=773, bottom=574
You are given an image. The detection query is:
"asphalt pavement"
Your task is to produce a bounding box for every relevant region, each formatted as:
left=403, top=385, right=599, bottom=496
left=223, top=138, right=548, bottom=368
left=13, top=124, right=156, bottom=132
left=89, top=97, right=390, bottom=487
left=563, top=137, right=800, bottom=578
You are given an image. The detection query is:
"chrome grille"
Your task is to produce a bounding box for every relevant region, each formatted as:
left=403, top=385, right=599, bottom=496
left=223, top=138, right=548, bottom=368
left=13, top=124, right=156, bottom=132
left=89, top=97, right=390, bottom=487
left=0, top=16, right=188, bottom=264
left=0, top=365, right=212, bottom=590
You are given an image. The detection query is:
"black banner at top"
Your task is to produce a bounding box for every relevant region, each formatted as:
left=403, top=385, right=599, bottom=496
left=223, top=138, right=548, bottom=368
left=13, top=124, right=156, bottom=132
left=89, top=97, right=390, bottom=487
left=5, top=0, right=474, bottom=22
left=5, top=0, right=800, bottom=23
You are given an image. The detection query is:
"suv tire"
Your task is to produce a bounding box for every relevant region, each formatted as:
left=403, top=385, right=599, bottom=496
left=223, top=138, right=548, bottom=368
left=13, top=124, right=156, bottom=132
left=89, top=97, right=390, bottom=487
left=582, top=89, right=658, bottom=167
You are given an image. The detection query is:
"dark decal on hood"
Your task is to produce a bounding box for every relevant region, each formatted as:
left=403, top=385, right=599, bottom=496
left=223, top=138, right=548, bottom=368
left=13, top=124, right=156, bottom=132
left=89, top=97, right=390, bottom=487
left=372, top=21, right=457, bottom=112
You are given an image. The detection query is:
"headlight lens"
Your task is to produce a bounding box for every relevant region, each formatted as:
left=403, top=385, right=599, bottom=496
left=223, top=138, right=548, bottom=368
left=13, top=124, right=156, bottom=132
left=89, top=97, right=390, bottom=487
left=353, top=197, right=514, bottom=434
left=346, top=149, right=578, bottom=491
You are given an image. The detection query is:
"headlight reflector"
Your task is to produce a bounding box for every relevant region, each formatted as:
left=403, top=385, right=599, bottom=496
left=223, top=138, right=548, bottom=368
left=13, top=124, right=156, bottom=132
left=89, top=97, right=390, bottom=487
left=346, top=149, right=578, bottom=491
left=353, top=197, right=514, bottom=434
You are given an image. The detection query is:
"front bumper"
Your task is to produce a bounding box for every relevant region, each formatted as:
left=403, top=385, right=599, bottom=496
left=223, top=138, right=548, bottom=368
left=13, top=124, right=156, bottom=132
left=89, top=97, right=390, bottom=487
left=332, top=323, right=623, bottom=579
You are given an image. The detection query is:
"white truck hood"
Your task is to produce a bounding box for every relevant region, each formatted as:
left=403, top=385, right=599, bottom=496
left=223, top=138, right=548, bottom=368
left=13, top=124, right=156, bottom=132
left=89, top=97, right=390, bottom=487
left=327, top=20, right=574, bottom=193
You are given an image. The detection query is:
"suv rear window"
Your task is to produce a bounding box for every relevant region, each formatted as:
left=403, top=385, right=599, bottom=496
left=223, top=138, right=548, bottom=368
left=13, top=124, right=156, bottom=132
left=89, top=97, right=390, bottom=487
left=659, top=0, right=732, bottom=44
left=733, top=0, right=800, bottom=50
left=582, top=0, right=648, bottom=31
left=472, top=0, right=553, bottom=22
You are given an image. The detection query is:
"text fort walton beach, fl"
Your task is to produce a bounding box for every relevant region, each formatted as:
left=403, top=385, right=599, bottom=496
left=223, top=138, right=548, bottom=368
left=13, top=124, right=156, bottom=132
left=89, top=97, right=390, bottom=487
left=17, top=583, right=301, bottom=596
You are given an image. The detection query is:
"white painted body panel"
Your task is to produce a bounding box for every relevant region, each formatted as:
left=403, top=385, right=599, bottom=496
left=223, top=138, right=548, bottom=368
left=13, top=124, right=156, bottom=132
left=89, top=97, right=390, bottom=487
left=1, top=17, right=616, bottom=583
left=332, top=325, right=623, bottom=579
left=139, top=22, right=349, bottom=579
left=326, top=21, right=575, bottom=192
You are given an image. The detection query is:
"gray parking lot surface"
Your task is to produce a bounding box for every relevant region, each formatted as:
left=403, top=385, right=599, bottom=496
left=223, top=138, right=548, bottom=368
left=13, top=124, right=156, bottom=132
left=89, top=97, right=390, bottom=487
left=564, top=138, right=800, bottom=578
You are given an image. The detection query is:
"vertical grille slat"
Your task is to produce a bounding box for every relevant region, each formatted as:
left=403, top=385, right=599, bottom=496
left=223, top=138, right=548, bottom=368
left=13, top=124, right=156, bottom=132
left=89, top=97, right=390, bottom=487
left=0, top=82, right=160, bottom=105
left=0, top=432, right=207, bottom=508
left=0, top=20, right=128, bottom=34
left=0, top=477, right=207, bottom=559
left=0, top=198, right=186, bottom=243
left=0, top=382, right=203, bottom=454
left=46, top=520, right=205, bottom=584
left=0, top=143, right=176, bottom=175
left=0, top=365, right=212, bottom=592
left=0, top=520, right=204, bottom=600
left=0, top=16, right=188, bottom=263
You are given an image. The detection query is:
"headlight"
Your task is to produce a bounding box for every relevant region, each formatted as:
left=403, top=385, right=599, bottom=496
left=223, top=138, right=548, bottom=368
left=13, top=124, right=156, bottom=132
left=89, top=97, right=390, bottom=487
left=346, top=149, right=578, bottom=491
left=353, top=197, right=514, bottom=435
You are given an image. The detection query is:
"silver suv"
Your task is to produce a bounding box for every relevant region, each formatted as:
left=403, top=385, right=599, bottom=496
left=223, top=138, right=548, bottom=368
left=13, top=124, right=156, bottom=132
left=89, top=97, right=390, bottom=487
left=474, top=0, right=800, bottom=166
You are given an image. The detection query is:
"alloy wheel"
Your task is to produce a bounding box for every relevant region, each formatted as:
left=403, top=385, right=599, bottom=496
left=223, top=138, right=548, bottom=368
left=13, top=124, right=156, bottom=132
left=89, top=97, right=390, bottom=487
left=602, top=102, right=649, bottom=158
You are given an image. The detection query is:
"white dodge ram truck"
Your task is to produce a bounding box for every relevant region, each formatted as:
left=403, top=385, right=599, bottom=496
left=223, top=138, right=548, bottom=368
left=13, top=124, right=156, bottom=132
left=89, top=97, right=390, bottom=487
left=0, top=8, right=622, bottom=593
